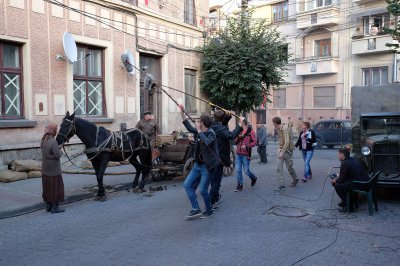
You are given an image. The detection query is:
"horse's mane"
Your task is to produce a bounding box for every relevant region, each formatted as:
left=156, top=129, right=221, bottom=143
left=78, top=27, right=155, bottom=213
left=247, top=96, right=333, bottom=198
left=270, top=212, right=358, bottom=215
left=74, top=117, right=111, bottom=143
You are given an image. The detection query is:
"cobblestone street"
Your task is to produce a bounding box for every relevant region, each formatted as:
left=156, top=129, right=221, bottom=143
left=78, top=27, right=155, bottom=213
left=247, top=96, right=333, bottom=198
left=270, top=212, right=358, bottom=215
left=1, top=147, right=400, bottom=266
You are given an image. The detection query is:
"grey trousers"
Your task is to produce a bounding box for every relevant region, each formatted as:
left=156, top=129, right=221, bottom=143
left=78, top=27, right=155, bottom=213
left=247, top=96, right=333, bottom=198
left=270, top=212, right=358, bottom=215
left=277, top=150, right=297, bottom=186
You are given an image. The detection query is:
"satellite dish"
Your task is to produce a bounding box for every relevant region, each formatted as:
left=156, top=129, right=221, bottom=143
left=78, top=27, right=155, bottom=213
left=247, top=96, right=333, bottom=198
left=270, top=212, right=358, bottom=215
left=63, top=32, right=78, bottom=64
left=144, top=73, right=155, bottom=91
left=121, top=49, right=135, bottom=75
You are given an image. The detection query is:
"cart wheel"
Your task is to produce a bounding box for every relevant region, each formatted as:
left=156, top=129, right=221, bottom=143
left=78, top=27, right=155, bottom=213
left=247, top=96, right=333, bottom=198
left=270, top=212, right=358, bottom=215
left=151, top=158, right=164, bottom=182
left=183, top=158, right=195, bottom=179
left=223, top=150, right=236, bottom=177
left=151, top=169, right=162, bottom=182
left=161, top=170, right=168, bottom=180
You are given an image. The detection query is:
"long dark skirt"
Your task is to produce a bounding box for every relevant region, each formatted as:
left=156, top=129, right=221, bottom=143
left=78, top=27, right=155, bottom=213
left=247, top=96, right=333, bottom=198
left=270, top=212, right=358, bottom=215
left=42, top=174, right=65, bottom=203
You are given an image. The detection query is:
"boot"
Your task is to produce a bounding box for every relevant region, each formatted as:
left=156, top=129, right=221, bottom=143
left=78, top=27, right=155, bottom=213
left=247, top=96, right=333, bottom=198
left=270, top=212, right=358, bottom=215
left=45, top=202, right=53, bottom=212
left=51, top=203, right=65, bottom=214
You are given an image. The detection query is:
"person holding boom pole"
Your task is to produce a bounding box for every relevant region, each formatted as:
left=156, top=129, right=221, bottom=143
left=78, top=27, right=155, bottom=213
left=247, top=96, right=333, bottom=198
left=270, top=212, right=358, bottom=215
left=179, top=105, right=221, bottom=219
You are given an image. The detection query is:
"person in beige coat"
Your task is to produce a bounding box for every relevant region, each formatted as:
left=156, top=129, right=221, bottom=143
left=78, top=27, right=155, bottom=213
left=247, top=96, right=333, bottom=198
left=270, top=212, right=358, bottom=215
left=41, top=122, right=65, bottom=214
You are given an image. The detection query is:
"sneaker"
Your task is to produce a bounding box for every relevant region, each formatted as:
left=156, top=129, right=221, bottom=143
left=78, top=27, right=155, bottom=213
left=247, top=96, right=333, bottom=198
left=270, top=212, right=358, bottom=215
left=201, top=210, right=214, bottom=218
left=214, top=194, right=222, bottom=205
left=235, top=183, right=243, bottom=192
left=290, top=179, right=299, bottom=187
left=301, top=178, right=307, bottom=183
left=338, top=202, right=345, bottom=208
left=185, top=209, right=202, bottom=219
left=274, top=186, right=286, bottom=192
left=212, top=204, right=219, bottom=211
left=251, top=177, right=258, bottom=187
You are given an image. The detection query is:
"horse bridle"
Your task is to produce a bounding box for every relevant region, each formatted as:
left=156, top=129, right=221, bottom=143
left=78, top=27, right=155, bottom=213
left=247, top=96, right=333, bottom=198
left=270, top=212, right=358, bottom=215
left=58, top=118, right=76, bottom=144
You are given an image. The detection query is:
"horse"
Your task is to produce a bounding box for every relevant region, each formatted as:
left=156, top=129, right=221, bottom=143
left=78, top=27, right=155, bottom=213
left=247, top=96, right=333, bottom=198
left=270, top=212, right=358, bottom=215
left=56, top=111, right=152, bottom=201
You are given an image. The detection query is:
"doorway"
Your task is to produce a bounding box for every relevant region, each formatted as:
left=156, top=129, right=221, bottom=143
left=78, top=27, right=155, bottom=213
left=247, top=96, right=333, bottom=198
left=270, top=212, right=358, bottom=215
left=139, top=54, right=162, bottom=127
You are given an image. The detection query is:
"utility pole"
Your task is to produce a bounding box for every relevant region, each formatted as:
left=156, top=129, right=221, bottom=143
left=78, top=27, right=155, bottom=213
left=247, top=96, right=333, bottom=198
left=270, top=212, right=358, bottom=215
left=240, top=0, right=249, bottom=32
left=241, top=0, right=248, bottom=15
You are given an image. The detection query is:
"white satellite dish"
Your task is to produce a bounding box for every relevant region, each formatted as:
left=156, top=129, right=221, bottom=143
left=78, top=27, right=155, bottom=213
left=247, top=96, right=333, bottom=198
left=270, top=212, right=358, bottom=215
left=121, top=49, right=135, bottom=75
left=63, top=32, right=78, bottom=64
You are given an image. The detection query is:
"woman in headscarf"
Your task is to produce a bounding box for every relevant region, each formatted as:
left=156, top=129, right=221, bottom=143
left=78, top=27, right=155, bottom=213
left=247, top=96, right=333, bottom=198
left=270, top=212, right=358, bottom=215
left=41, top=122, right=65, bottom=214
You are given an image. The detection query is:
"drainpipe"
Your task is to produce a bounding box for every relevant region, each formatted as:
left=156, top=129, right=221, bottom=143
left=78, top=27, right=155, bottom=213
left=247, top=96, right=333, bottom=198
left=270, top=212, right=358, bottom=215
left=393, top=52, right=397, bottom=83
left=301, top=76, right=305, bottom=120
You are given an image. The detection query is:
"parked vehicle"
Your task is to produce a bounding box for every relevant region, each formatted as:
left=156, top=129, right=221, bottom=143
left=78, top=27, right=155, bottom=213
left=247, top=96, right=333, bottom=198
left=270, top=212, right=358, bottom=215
left=352, top=113, right=400, bottom=187
left=312, top=119, right=352, bottom=149
left=351, top=84, right=400, bottom=187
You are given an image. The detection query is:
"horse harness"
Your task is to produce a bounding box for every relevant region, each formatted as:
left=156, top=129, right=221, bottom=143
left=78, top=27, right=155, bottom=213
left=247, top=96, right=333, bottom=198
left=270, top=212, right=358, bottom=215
left=60, top=118, right=150, bottom=161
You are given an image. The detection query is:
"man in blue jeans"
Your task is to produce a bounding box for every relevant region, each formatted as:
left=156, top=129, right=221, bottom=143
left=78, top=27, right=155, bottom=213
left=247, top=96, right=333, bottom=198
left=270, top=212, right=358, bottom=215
left=180, top=105, right=220, bottom=219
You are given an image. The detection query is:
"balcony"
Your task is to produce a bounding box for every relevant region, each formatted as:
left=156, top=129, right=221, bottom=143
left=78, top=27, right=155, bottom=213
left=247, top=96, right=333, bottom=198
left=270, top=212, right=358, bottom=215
left=353, top=0, right=378, bottom=4
left=352, top=34, right=394, bottom=55
left=297, top=6, right=340, bottom=29
left=295, top=56, right=339, bottom=75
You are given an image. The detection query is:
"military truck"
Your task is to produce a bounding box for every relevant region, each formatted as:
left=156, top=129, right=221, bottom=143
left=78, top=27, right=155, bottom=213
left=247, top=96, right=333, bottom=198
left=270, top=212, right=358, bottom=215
left=351, top=85, right=400, bottom=187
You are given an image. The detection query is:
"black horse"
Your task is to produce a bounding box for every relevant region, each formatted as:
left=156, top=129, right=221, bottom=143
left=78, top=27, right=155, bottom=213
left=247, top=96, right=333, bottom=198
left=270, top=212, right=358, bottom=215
left=56, top=112, right=152, bottom=201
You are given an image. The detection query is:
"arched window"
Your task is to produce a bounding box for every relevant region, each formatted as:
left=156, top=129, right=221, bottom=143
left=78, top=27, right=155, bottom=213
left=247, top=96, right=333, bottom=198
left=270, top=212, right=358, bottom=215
left=184, top=0, right=196, bottom=26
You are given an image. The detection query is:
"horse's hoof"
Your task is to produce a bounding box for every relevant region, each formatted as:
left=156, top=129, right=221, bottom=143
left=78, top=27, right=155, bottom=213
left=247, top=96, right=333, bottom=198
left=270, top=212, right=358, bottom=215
left=136, top=188, right=143, bottom=193
left=99, top=195, right=107, bottom=202
left=94, top=196, right=101, bottom=201
left=132, top=187, right=138, bottom=193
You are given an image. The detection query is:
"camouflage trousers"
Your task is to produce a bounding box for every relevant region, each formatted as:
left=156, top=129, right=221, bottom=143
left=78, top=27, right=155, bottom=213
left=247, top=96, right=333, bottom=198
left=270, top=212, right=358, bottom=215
left=276, top=150, right=298, bottom=187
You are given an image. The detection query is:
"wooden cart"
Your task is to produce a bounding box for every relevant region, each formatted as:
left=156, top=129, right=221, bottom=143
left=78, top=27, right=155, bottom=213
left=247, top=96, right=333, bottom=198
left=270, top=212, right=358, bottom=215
left=151, top=136, right=195, bottom=182
left=150, top=135, right=236, bottom=182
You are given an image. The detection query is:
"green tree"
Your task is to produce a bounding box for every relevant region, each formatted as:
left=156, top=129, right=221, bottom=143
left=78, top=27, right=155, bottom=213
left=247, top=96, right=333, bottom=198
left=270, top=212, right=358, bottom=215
left=200, top=13, right=289, bottom=113
left=386, top=0, right=400, bottom=51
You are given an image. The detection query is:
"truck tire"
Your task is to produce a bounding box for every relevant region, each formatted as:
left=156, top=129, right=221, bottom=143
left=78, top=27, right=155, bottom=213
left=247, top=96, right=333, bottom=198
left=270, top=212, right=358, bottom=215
left=326, top=144, right=335, bottom=149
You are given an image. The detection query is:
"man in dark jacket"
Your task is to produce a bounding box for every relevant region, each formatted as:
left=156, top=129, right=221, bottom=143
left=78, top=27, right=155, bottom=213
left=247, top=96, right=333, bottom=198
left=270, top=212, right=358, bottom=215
left=256, top=121, right=268, bottom=164
left=209, top=110, right=243, bottom=209
left=180, top=106, right=220, bottom=219
left=331, top=148, right=370, bottom=211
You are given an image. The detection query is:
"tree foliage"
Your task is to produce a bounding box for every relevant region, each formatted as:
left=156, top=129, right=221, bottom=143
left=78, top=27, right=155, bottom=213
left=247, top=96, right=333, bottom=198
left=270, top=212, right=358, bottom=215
left=386, top=0, right=400, bottom=51
left=200, top=13, right=289, bottom=113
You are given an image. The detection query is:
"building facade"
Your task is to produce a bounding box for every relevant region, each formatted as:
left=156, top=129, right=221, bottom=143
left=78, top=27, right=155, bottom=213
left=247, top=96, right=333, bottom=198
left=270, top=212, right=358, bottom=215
left=0, top=0, right=208, bottom=169
left=243, top=0, right=395, bottom=135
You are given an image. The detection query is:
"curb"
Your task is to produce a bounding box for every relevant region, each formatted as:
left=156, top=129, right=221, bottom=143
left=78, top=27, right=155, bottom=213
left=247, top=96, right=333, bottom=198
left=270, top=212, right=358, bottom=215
left=0, top=182, right=133, bottom=220
left=62, top=169, right=136, bottom=175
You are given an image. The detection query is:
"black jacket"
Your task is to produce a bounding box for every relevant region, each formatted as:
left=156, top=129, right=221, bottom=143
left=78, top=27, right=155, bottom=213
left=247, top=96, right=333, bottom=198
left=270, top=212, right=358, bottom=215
left=183, top=119, right=221, bottom=171
left=295, top=130, right=316, bottom=151
left=211, top=121, right=242, bottom=166
left=337, top=157, right=370, bottom=184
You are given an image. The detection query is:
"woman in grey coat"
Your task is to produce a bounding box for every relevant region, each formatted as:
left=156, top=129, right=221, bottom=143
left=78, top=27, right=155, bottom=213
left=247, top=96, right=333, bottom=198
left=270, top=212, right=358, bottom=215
left=41, top=123, right=65, bottom=214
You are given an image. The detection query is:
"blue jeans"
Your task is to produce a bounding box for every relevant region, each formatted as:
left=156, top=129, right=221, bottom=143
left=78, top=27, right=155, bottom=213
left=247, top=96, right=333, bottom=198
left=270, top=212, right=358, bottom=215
left=183, top=162, right=212, bottom=211
left=301, top=150, right=314, bottom=178
left=235, top=154, right=256, bottom=184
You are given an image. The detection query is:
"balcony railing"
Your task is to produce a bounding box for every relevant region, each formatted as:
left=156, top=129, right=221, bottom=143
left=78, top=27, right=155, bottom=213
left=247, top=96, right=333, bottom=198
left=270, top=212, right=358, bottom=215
left=352, top=34, right=394, bottom=55
left=296, top=6, right=340, bottom=29
left=295, top=56, right=339, bottom=75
